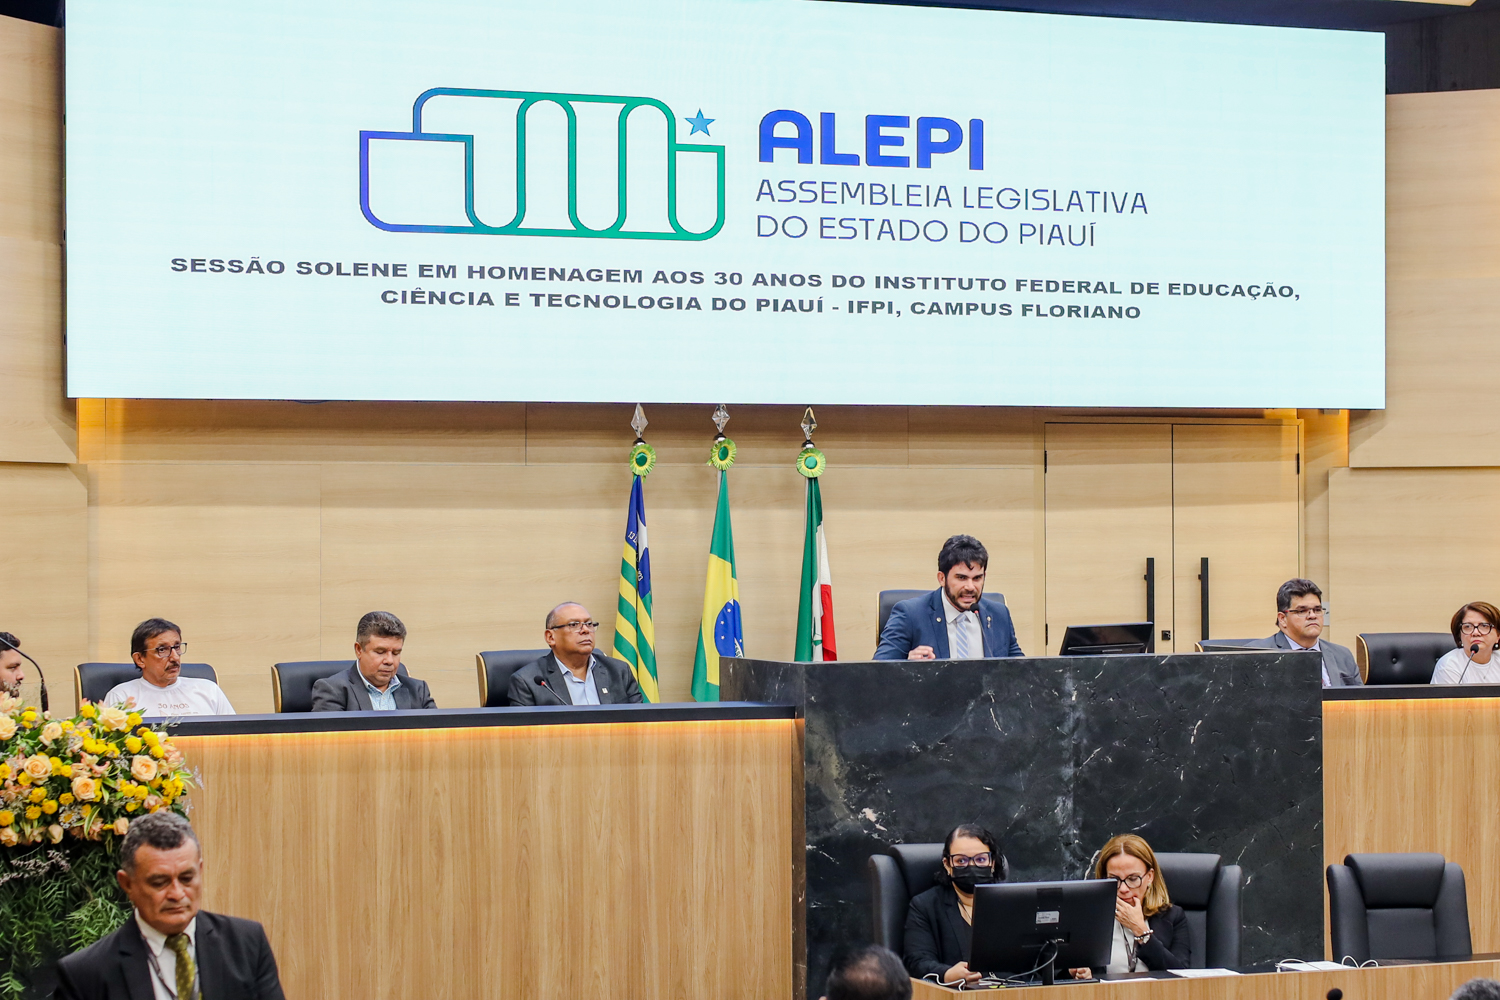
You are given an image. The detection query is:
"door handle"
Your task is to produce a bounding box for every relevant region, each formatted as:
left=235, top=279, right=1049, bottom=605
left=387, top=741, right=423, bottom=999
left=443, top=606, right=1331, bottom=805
left=1199, top=557, right=1210, bottom=642
left=1144, top=557, right=1156, bottom=653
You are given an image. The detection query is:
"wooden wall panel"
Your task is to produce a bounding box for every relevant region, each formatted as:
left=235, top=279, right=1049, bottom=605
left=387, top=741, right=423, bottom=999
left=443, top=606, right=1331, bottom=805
left=1325, top=698, right=1500, bottom=954
left=178, top=719, right=796, bottom=1000
left=0, top=462, right=86, bottom=702
left=1328, top=466, right=1500, bottom=639
left=1350, top=89, right=1500, bottom=467
left=88, top=464, right=322, bottom=713
left=0, top=15, right=60, bottom=244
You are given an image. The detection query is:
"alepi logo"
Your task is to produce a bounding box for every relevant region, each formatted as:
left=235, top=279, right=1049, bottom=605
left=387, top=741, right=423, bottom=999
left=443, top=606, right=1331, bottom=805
left=360, top=88, right=726, bottom=240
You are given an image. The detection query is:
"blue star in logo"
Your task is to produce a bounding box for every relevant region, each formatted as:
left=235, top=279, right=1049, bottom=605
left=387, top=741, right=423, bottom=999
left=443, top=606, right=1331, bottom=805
left=685, top=109, right=715, bottom=136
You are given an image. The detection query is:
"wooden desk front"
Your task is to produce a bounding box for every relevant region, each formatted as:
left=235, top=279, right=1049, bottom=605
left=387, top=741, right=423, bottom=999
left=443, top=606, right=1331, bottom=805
left=913, top=957, right=1500, bottom=999
left=171, top=704, right=797, bottom=1000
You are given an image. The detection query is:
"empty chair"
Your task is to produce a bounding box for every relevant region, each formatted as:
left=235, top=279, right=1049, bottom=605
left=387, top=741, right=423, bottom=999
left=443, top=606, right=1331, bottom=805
left=876, top=590, right=929, bottom=643
left=1356, top=633, right=1454, bottom=685
left=271, top=660, right=351, bottom=713
left=1327, top=852, right=1472, bottom=963
left=476, top=649, right=549, bottom=707
left=867, top=843, right=1010, bottom=955
left=1154, top=852, right=1243, bottom=968
left=75, top=662, right=218, bottom=707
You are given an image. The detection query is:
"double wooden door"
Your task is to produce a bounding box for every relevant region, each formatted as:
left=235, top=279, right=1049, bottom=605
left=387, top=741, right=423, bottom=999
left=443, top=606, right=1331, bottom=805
left=1043, top=422, right=1300, bottom=654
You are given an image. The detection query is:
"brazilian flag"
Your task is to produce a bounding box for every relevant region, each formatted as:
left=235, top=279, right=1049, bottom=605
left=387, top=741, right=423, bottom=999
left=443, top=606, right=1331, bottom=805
left=691, top=472, right=741, bottom=701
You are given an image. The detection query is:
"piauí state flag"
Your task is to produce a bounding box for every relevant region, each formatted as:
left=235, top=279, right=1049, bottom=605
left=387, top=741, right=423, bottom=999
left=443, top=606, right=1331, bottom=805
left=691, top=471, right=742, bottom=701
left=612, top=474, right=659, bottom=703
left=794, top=476, right=837, bottom=661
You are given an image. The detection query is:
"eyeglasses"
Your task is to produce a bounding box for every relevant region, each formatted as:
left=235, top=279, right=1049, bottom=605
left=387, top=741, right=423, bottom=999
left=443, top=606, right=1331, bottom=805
left=946, top=853, right=993, bottom=869
left=1113, top=872, right=1150, bottom=888
left=147, top=643, right=187, bottom=657
left=1282, top=606, right=1326, bottom=619
left=1461, top=623, right=1496, bottom=636
left=549, top=620, right=600, bottom=633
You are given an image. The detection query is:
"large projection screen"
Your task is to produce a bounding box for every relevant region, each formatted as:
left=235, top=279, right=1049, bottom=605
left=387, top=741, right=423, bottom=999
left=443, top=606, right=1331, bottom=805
left=64, top=0, right=1385, bottom=407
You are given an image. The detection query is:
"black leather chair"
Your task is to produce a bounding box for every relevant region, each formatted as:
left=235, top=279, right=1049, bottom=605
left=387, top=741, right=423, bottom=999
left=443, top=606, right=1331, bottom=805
left=75, top=663, right=218, bottom=706
left=1356, top=633, right=1454, bottom=685
left=1195, top=639, right=1259, bottom=652
left=270, top=660, right=415, bottom=712
left=1327, top=852, right=1472, bottom=963
left=867, top=843, right=1010, bottom=955
left=876, top=590, right=929, bottom=643
left=476, top=649, right=548, bottom=707
left=1155, top=852, right=1243, bottom=968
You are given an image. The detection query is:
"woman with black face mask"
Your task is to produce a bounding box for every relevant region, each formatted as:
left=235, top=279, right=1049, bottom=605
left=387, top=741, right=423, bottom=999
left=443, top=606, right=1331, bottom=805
left=901, top=824, right=1006, bottom=986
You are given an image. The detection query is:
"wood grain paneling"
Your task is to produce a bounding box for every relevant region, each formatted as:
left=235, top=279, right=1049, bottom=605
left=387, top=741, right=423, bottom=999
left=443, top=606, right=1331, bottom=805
left=0, top=15, right=60, bottom=245
left=0, top=462, right=86, bottom=703
left=88, top=464, right=321, bottom=713
left=176, top=719, right=796, bottom=1000
left=912, top=958, right=1500, bottom=1000
left=1327, top=466, right=1500, bottom=640
left=1351, top=89, right=1500, bottom=467
left=1326, top=697, right=1500, bottom=953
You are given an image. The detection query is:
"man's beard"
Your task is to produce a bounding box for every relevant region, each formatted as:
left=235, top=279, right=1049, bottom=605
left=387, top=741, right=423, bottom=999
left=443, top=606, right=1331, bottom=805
left=0, top=679, right=19, bottom=697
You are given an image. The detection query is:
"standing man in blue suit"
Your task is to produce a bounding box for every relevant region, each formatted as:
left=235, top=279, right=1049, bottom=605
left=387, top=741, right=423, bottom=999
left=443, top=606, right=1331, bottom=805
left=874, top=535, right=1023, bottom=660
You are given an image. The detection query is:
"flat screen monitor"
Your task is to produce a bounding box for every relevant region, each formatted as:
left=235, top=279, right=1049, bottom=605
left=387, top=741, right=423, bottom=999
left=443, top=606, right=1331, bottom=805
left=969, top=879, right=1116, bottom=983
left=1058, top=623, right=1153, bottom=656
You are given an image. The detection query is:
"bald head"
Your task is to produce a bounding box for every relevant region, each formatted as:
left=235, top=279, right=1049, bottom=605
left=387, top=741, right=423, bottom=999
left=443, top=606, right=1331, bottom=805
left=545, top=603, right=588, bottom=629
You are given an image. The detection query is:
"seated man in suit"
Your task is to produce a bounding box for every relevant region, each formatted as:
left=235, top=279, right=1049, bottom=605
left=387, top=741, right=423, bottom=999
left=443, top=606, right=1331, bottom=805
left=508, top=602, right=643, bottom=706
left=1246, top=578, right=1361, bottom=687
left=874, top=535, right=1022, bottom=660
left=104, top=618, right=236, bottom=716
left=310, top=611, right=437, bottom=711
left=0, top=631, right=24, bottom=698
left=57, top=810, right=284, bottom=1000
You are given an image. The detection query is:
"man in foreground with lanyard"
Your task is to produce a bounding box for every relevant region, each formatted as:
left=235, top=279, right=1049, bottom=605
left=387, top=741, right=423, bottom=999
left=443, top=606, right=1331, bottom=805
left=57, top=811, right=284, bottom=1000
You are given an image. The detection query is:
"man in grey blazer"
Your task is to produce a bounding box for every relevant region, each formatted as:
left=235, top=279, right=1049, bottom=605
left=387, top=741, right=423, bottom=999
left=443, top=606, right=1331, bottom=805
left=310, top=611, right=438, bottom=711
left=508, top=602, right=643, bottom=706
left=1247, top=578, right=1362, bottom=687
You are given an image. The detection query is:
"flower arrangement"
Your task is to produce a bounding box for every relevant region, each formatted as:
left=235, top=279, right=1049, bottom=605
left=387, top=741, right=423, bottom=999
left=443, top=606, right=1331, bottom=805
left=0, top=696, right=194, bottom=999
left=0, top=696, right=193, bottom=847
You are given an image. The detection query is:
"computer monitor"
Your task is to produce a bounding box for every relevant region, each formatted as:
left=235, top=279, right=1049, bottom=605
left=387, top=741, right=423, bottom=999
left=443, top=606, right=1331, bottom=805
left=968, top=879, right=1117, bottom=985
left=1058, top=623, right=1153, bottom=656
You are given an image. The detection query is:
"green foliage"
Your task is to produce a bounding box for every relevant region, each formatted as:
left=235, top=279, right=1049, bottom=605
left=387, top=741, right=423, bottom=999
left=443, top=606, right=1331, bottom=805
left=0, top=841, right=129, bottom=1000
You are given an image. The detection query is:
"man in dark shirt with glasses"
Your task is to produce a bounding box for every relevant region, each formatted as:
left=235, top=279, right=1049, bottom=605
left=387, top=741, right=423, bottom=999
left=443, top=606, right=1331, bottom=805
left=1247, top=578, right=1362, bottom=687
left=508, top=602, right=644, bottom=706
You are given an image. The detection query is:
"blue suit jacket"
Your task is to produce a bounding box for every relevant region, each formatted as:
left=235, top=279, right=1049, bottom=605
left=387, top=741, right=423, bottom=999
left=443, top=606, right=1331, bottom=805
left=874, top=589, right=1023, bottom=660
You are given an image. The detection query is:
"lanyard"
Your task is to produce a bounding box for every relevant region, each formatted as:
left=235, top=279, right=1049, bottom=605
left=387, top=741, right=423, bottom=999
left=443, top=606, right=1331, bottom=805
left=145, top=941, right=201, bottom=1000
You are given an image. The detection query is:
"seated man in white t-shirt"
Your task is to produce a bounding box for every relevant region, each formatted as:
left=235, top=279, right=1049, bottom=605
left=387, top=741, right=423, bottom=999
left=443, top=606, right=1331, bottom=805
left=102, top=617, right=236, bottom=716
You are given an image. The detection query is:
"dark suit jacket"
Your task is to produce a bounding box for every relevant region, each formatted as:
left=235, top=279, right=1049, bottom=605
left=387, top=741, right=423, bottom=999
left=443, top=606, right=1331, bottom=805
left=902, top=885, right=972, bottom=979
left=875, top=590, right=1023, bottom=660
left=1135, top=905, right=1192, bottom=971
left=56, top=910, right=284, bottom=1000
left=309, top=663, right=437, bottom=711
left=1247, top=631, right=1363, bottom=687
left=507, top=652, right=643, bottom=706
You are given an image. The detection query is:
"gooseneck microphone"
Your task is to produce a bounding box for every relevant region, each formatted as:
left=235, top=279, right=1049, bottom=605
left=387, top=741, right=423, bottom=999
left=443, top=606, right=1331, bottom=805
left=1457, top=640, right=1484, bottom=685
left=0, top=633, right=48, bottom=712
left=533, top=677, right=569, bottom=707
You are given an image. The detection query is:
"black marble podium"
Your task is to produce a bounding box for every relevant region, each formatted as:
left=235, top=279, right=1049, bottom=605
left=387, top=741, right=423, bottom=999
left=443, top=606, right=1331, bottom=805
left=722, top=651, right=1323, bottom=996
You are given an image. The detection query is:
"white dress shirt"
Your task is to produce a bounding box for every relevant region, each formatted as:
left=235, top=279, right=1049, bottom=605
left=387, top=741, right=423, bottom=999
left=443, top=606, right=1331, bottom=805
left=135, top=910, right=197, bottom=1000
left=941, top=591, right=984, bottom=660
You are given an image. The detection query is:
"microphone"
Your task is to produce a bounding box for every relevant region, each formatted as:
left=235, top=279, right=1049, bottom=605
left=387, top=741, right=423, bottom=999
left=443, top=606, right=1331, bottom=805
left=1458, top=641, right=1482, bottom=685
left=0, top=633, right=47, bottom=712
left=533, top=677, right=569, bottom=707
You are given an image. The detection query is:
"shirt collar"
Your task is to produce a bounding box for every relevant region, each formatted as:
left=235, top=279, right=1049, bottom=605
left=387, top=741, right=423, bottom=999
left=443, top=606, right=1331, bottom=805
left=941, top=590, right=976, bottom=624
left=135, top=910, right=196, bottom=956
left=555, top=654, right=594, bottom=682
left=358, top=666, right=402, bottom=697
left=1285, top=633, right=1320, bottom=652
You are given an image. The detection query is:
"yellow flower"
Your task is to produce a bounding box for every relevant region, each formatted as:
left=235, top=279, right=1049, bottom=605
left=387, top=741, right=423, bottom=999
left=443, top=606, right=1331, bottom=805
left=141, top=729, right=160, bottom=747
left=20, top=710, right=37, bottom=724
left=61, top=720, right=73, bottom=731
left=0, top=810, right=12, bottom=825
left=24, top=805, right=41, bottom=820
left=130, top=756, right=158, bottom=782
left=150, top=745, right=166, bottom=760
left=97, top=706, right=130, bottom=732
left=39, top=722, right=63, bottom=744
left=134, top=785, right=149, bottom=800
left=16, top=772, right=31, bottom=787
left=28, top=787, right=44, bottom=804
left=79, top=703, right=98, bottom=719
left=0, top=763, right=9, bottom=780
left=0, top=716, right=16, bottom=740
left=124, top=736, right=143, bottom=754
left=23, top=754, right=51, bottom=780
left=41, top=800, right=57, bottom=815
left=71, top=776, right=98, bottom=802
left=58, top=792, right=73, bottom=806
left=127, top=713, right=142, bottom=728
left=125, top=802, right=139, bottom=812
